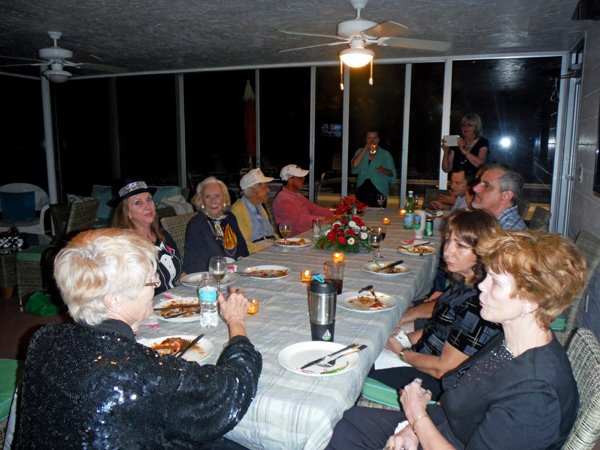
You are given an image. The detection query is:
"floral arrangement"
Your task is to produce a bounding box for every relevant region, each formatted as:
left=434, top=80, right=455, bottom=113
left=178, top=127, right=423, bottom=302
left=334, top=197, right=368, bottom=215
left=314, top=215, right=371, bottom=253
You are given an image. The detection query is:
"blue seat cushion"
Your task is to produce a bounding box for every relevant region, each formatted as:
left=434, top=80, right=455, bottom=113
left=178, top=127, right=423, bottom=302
left=0, top=191, right=36, bottom=220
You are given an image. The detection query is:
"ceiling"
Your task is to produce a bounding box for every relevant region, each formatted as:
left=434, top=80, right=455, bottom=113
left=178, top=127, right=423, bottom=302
left=0, top=0, right=586, bottom=80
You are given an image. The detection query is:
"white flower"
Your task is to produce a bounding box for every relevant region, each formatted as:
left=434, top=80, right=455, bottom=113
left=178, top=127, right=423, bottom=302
left=360, top=232, right=368, bottom=240
left=347, top=237, right=356, bottom=245
left=361, top=226, right=367, bottom=231
left=348, top=221, right=357, bottom=228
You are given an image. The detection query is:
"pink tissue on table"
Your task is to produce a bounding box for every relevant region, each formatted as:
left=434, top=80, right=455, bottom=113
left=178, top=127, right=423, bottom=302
left=402, top=238, right=416, bottom=245
left=228, top=265, right=237, bottom=273
left=164, top=294, right=174, bottom=300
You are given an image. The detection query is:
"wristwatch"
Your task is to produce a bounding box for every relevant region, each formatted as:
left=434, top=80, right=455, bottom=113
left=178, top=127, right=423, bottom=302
left=399, top=347, right=410, bottom=362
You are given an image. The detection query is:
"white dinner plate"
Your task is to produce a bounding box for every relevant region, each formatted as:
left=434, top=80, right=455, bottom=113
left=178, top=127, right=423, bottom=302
left=277, top=341, right=360, bottom=377
left=361, top=262, right=412, bottom=276
left=274, top=238, right=312, bottom=248
left=153, top=297, right=201, bottom=323
left=137, top=335, right=214, bottom=363
left=180, top=272, right=237, bottom=288
left=397, top=245, right=437, bottom=256
left=337, top=292, right=398, bottom=313
left=243, top=265, right=292, bottom=280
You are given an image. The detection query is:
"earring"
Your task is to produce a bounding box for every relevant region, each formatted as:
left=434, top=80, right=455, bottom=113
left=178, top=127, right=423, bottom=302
left=521, top=308, right=526, bottom=318
left=201, top=204, right=205, bottom=209
left=223, top=203, right=226, bottom=208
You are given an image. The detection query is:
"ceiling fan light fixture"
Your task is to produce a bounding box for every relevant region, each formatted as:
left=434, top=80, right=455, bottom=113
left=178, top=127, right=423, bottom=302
left=42, top=64, right=72, bottom=83
left=339, top=47, right=374, bottom=68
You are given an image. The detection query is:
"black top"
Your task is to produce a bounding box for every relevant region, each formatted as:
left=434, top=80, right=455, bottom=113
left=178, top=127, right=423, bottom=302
left=155, top=229, right=183, bottom=294
left=15, top=320, right=262, bottom=449
left=450, top=137, right=489, bottom=176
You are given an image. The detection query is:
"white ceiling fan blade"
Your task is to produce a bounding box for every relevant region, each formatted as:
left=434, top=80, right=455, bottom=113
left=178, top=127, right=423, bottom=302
left=279, top=41, right=349, bottom=53
left=362, top=21, right=408, bottom=38
left=279, top=30, right=348, bottom=41
left=78, top=62, right=130, bottom=73
left=0, top=55, right=45, bottom=64
left=0, top=62, right=46, bottom=68
left=380, top=37, right=451, bottom=52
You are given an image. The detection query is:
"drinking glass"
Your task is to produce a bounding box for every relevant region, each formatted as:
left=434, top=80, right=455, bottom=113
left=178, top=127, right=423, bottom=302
left=372, top=225, right=386, bottom=258
left=377, top=194, right=386, bottom=211
left=279, top=223, right=292, bottom=252
left=368, top=230, right=382, bottom=261
left=209, top=256, right=227, bottom=292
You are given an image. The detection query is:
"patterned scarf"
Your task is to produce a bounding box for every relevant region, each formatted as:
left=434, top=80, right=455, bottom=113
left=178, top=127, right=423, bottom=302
left=205, top=212, right=239, bottom=259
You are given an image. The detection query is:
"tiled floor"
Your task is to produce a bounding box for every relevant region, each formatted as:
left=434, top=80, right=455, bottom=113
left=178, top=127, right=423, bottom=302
left=0, top=288, right=72, bottom=360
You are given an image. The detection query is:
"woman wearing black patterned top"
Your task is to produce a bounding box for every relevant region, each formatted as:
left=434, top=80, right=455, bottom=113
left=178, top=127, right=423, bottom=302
left=368, top=209, right=502, bottom=399
left=441, top=113, right=489, bottom=177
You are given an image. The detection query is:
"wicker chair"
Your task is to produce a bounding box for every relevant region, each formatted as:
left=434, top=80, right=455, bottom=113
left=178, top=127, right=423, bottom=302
left=529, top=206, right=551, bottom=231
left=556, top=231, right=600, bottom=347
left=562, top=328, right=600, bottom=450
left=160, top=212, right=197, bottom=261
left=517, top=198, right=531, bottom=221
left=264, top=197, right=282, bottom=239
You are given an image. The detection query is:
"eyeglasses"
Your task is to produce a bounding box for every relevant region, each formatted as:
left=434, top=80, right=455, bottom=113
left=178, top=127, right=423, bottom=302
left=144, top=273, right=161, bottom=289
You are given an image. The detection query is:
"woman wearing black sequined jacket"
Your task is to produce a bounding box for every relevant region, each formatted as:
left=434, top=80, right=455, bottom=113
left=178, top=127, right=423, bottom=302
left=15, top=228, right=261, bottom=450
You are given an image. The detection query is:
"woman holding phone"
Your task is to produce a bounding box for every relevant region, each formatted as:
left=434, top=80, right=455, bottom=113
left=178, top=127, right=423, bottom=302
left=441, top=113, right=488, bottom=177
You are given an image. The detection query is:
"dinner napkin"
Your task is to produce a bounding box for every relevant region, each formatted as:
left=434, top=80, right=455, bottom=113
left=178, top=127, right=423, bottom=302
left=374, top=330, right=413, bottom=370
left=400, top=239, right=430, bottom=247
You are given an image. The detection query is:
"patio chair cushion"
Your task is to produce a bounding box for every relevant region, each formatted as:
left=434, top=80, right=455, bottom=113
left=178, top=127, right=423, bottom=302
left=360, top=377, right=400, bottom=409
left=67, top=194, right=96, bottom=204
left=0, top=359, right=23, bottom=421
left=0, top=191, right=36, bottom=220
left=91, top=185, right=113, bottom=221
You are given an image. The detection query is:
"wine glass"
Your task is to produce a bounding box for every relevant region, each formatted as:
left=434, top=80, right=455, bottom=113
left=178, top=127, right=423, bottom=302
left=377, top=194, right=386, bottom=212
left=209, top=256, right=227, bottom=292
left=368, top=230, right=382, bottom=261
left=279, top=223, right=292, bottom=252
left=372, top=226, right=386, bottom=258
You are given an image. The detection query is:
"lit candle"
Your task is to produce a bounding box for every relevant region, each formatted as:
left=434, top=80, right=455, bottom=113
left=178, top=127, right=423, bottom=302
left=333, top=252, right=345, bottom=262
left=383, top=217, right=391, bottom=225
left=301, top=270, right=313, bottom=282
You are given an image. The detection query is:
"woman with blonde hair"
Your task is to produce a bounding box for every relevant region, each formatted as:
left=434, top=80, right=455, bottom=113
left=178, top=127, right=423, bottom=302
left=184, top=176, right=249, bottom=273
left=328, top=230, right=585, bottom=450
left=15, top=228, right=261, bottom=449
left=441, top=113, right=488, bottom=177
left=111, top=178, right=182, bottom=294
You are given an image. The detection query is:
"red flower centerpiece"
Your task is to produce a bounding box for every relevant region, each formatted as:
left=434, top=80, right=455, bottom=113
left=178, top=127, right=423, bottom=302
left=334, top=197, right=368, bottom=216
left=314, top=215, right=371, bottom=253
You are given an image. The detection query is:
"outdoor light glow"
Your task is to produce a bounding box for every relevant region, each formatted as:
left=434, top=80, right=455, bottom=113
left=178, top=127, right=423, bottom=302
left=500, top=137, right=512, bottom=148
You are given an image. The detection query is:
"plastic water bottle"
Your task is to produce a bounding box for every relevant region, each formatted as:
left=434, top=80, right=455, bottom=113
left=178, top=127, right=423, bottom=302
left=198, top=274, right=219, bottom=328
left=404, top=191, right=415, bottom=229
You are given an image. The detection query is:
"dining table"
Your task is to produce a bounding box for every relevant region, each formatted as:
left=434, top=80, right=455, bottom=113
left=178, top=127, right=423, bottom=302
left=136, top=208, right=441, bottom=450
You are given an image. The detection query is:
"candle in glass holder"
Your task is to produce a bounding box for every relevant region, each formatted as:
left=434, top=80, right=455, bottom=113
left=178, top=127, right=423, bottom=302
left=301, top=270, right=313, bottom=282
left=383, top=217, right=391, bottom=225
left=333, top=252, right=345, bottom=262
left=247, top=298, right=259, bottom=316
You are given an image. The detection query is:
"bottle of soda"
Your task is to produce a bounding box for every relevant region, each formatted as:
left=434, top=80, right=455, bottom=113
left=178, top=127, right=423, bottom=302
left=198, top=273, right=218, bottom=328
left=404, top=191, right=415, bottom=229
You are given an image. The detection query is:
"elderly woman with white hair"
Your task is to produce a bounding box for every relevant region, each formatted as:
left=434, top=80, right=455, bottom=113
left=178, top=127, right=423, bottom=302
left=183, top=176, right=249, bottom=273
left=14, top=228, right=261, bottom=450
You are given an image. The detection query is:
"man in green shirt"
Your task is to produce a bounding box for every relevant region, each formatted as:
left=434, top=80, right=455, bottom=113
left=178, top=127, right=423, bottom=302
left=351, top=130, right=396, bottom=207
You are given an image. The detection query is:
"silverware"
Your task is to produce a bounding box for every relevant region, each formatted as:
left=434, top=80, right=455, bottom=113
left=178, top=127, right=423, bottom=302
left=317, top=345, right=368, bottom=368
left=154, top=303, right=199, bottom=311
left=174, top=334, right=205, bottom=358
left=358, top=285, right=373, bottom=294
left=300, top=343, right=359, bottom=369
left=376, top=259, right=404, bottom=273
left=370, top=289, right=381, bottom=303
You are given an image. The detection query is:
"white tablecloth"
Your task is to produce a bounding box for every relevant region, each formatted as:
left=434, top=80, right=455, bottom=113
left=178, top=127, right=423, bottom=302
left=136, top=208, right=441, bottom=449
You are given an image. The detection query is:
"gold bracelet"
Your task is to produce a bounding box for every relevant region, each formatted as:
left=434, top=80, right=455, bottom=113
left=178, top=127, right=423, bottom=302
left=410, top=413, right=429, bottom=435
left=398, top=347, right=410, bottom=362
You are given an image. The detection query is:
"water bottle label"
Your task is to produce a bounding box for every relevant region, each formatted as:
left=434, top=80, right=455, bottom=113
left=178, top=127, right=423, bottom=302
left=199, top=288, right=217, bottom=302
left=404, top=213, right=414, bottom=228
left=414, top=216, right=422, bottom=230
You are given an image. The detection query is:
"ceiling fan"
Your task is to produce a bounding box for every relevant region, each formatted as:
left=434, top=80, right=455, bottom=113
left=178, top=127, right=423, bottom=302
left=0, top=31, right=128, bottom=83
left=279, top=0, right=451, bottom=76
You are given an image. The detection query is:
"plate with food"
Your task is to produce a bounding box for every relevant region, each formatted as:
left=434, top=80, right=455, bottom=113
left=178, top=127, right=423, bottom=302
left=337, top=292, right=398, bottom=313
left=137, top=335, right=214, bottom=363
left=180, top=272, right=237, bottom=288
left=277, top=341, right=359, bottom=377
left=153, top=297, right=201, bottom=323
left=361, top=262, right=412, bottom=276
left=274, top=238, right=312, bottom=248
left=397, top=245, right=437, bottom=255
left=243, top=265, right=292, bottom=280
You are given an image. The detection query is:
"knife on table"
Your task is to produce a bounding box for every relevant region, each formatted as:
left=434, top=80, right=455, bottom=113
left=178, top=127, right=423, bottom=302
left=376, top=259, right=404, bottom=273
left=174, top=334, right=205, bottom=358
left=300, top=343, right=359, bottom=369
